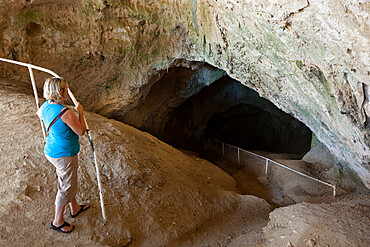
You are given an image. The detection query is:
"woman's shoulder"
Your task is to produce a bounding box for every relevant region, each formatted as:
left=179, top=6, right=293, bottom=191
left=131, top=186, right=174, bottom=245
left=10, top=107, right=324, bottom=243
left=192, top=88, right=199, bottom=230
left=41, top=101, right=65, bottom=115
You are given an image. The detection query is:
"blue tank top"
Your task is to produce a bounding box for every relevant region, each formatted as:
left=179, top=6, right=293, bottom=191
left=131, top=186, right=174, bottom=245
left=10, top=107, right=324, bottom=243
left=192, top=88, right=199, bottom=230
left=41, top=101, right=80, bottom=158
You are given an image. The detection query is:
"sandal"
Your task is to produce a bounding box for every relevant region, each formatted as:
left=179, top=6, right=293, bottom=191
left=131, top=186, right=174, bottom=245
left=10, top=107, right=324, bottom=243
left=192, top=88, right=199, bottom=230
left=50, top=221, right=75, bottom=233
left=70, top=203, right=91, bottom=218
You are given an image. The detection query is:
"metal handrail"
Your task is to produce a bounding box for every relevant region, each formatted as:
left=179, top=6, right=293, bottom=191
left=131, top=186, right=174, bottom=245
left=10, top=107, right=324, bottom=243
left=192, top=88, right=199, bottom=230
left=207, top=138, right=337, bottom=197
left=0, top=57, right=60, bottom=138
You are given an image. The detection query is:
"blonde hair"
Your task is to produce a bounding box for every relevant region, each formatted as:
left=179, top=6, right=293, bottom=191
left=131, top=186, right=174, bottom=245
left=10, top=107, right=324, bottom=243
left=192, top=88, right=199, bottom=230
left=43, top=77, right=68, bottom=101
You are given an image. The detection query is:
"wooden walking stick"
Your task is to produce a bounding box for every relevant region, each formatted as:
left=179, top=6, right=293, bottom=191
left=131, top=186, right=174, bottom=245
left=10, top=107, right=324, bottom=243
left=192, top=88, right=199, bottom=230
left=0, top=58, right=107, bottom=224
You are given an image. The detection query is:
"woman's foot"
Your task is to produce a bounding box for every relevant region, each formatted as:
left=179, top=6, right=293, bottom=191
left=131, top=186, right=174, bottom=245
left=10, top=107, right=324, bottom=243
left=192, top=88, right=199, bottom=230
left=70, top=203, right=91, bottom=218
left=50, top=221, right=74, bottom=233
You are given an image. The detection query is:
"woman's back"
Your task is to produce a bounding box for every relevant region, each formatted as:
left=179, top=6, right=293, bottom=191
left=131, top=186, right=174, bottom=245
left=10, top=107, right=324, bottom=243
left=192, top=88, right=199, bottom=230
left=41, top=101, right=80, bottom=158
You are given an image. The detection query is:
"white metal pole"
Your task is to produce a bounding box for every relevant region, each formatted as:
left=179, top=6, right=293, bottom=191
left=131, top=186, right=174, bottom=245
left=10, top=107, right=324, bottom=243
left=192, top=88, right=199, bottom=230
left=68, top=88, right=107, bottom=224
left=265, top=159, right=269, bottom=178
left=28, top=66, right=46, bottom=139
left=67, top=89, right=89, bottom=129
left=0, top=58, right=59, bottom=77
left=237, top=147, right=240, bottom=164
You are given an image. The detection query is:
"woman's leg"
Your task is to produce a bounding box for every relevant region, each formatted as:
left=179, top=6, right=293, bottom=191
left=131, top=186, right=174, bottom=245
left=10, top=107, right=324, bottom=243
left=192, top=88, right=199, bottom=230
left=68, top=156, right=90, bottom=215
left=69, top=196, right=90, bottom=215
left=53, top=205, right=65, bottom=225
left=69, top=197, right=79, bottom=211
left=46, top=155, right=75, bottom=231
left=53, top=205, right=73, bottom=232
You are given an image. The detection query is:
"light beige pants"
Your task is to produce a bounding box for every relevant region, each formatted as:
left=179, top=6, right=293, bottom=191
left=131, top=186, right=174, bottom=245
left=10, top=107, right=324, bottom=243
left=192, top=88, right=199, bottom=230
left=46, top=155, right=78, bottom=207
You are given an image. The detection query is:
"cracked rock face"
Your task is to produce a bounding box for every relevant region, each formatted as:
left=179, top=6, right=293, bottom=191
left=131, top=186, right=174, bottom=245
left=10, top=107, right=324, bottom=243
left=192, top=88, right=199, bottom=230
left=0, top=0, right=369, bottom=188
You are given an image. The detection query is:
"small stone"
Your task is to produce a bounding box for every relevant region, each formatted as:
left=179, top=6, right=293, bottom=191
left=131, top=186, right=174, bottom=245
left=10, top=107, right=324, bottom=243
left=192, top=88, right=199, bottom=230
left=306, top=238, right=315, bottom=247
left=23, top=195, right=32, bottom=201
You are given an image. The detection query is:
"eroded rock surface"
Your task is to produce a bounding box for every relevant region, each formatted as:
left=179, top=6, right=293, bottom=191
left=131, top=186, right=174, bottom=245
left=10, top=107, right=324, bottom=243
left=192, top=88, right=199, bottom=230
left=0, top=1, right=368, bottom=187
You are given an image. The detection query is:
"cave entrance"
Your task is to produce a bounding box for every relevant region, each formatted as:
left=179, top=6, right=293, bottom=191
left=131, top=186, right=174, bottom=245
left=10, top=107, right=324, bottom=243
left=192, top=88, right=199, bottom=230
left=119, top=62, right=314, bottom=204
left=162, top=72, right=312, bottom=158
left=120, top=62, right=312, bottom=156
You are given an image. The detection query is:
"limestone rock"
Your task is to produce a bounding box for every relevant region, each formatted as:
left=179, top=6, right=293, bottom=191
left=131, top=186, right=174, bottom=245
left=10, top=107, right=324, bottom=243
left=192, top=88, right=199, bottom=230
left=0, top=0, right=368, bottom=188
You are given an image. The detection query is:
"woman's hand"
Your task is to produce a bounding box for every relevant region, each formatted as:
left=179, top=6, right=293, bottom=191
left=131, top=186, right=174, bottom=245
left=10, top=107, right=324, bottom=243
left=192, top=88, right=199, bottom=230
left=75, top=102, right=84, bottom=113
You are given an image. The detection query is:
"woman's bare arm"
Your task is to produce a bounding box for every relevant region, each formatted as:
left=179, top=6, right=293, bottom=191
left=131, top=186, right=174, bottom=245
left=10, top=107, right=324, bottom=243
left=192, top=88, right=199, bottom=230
left=61, top=103, right=86, bottom=136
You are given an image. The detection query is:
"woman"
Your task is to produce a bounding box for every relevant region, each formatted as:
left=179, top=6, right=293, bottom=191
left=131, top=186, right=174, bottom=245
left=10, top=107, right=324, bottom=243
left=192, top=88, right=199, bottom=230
left=40, top=77, right=90, bottom=233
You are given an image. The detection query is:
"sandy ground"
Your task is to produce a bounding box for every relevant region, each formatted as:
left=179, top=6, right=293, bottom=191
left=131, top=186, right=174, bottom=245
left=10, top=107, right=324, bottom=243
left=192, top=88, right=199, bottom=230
left=207, top=154, right=370, bottom=247
left=0, top=78, right=369, bottom=247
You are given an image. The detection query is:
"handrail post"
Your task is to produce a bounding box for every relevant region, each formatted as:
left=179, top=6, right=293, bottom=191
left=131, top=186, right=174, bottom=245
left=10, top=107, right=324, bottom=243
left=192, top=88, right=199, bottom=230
left=265, top=159, right=269, bottom=178
left=28, top=66, right=46, bottom=139
left=237, top=147, right=240, bottom=164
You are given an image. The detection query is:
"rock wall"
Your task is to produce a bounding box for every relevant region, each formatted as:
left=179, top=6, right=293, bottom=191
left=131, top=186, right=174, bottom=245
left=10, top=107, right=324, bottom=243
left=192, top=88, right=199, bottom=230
left=0, top=0, right=369, bottom=188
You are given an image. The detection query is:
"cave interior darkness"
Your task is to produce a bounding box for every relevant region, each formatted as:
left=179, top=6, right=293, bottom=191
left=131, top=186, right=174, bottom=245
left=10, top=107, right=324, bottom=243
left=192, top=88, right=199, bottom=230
left=118, top=62, right=312, bottom=159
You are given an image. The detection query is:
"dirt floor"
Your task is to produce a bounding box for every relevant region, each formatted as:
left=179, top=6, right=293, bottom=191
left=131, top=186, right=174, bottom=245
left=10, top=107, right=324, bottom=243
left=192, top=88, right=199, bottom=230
left=205, top=152, right=370, bottom=247
left=0, top=77, right=369, bottom=247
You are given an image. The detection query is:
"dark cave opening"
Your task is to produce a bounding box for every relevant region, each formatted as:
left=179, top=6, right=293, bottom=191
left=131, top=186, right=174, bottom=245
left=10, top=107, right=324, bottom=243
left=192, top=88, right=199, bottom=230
left=120, top=62, right=312, bottom=158
left=162, top=73, right=312, bottom=157
left=204, top=103, right=312, bottom=155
